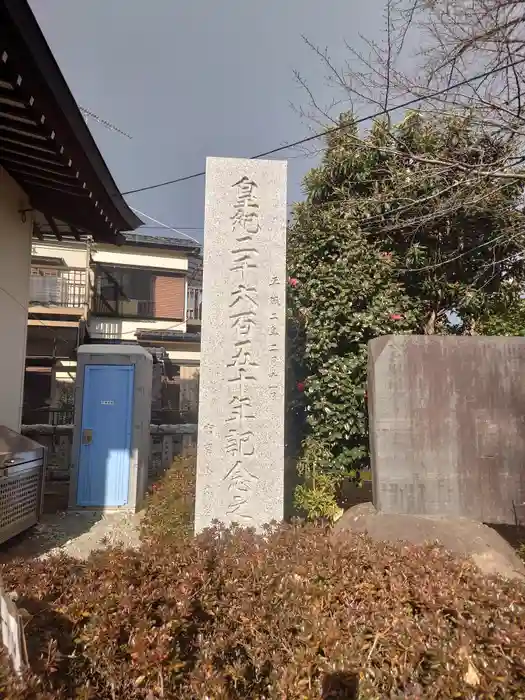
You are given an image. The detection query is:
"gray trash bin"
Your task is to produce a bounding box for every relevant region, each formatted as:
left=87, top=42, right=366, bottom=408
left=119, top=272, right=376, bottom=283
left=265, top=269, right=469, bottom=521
left=0, top=426, right=46, bottom=545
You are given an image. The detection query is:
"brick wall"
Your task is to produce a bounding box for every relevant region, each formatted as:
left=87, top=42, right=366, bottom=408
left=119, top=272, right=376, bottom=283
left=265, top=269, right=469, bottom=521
left=153, top=275, right=185, bottom=319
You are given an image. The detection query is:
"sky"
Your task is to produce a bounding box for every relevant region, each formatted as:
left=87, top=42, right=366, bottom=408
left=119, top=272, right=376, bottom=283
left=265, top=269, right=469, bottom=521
left=30, top=0, right=412, bottom=244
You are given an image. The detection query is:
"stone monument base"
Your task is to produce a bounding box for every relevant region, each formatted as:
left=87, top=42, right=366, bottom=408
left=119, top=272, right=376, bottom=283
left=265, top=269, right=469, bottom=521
left=334, top=503, right=525, bottom=580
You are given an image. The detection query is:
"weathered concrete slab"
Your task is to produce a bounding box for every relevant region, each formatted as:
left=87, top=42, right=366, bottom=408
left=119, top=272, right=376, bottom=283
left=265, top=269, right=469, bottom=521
left=195, top=157, right=287, bottom=532
left=368, top=335, right=525, bottom=524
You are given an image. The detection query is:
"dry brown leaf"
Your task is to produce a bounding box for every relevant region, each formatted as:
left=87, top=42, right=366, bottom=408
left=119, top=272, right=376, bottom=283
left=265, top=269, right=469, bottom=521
left=464, top=660, right=480, bottom=687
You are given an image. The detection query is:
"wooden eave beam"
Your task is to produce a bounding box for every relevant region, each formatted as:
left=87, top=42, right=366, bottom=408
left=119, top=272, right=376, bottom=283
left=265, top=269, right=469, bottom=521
left=43, top=213, right=62, bottom=241
left=33, top=221, right=43, bottom=240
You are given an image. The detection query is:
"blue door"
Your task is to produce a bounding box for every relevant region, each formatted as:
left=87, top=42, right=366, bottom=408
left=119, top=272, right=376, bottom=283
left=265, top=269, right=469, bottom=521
left=77, top=364, right=134, bottom=507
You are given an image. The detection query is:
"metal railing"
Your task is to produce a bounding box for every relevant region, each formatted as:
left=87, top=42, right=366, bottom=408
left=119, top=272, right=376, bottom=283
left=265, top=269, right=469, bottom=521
left=94, top=290, right=203, bottom=323
left=187, top=287, right=202, bottom=321
left=92, top=295, right=154, bottom=318
left=20, top=423, right=198, bottom=482
left=29, top=267, right=87, bottom=308
left=22, top=407, right=75, bottom=426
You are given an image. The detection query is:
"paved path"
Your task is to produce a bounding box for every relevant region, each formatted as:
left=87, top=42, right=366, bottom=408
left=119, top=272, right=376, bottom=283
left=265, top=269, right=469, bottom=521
left=0, top=510, right=143, bottom=563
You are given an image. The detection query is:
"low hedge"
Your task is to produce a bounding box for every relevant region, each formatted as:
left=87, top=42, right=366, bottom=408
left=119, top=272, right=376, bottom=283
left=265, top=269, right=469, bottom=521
left=1, top=523, right=525, bottom=698
left=140, top=456, right=196, bottom=544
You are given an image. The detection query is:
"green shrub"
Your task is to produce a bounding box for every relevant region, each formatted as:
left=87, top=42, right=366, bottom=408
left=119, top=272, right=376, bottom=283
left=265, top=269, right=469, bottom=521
left=293, top=436, right=343, bottom=521
left=1, top=524, right=525, bottom=698
left=140, top=456, right=196, bottom=544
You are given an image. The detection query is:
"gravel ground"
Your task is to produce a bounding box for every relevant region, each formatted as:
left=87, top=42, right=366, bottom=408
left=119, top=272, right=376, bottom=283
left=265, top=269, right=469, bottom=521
left=0, top=511, right=143, bottom=562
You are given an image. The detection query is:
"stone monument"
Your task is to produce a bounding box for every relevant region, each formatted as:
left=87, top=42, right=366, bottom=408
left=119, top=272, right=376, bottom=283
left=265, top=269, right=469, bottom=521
left=368, top=335, right=525, bottom=524
left=195, top=157, right=287, bottom=532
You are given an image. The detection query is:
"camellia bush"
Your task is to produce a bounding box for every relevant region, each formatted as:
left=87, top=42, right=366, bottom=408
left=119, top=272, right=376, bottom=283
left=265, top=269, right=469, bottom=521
left=287, top=229, right=417, bottom=518
left=288, top=112, right=525, bottom=518
left=478, top=294, right=525, bottom=336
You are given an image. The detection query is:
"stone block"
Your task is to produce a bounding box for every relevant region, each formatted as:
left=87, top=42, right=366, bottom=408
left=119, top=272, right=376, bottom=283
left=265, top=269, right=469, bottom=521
left=368, top=335, right=525, bottom=524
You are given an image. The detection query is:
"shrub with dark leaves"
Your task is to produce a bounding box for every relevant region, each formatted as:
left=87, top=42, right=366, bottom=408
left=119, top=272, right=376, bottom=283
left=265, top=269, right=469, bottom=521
left=140, top=456, right=195, bottom=545
left=1, top=523, right=525, bottom=699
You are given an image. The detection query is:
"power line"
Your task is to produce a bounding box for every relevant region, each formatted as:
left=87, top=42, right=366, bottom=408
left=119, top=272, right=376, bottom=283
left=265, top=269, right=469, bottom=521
left=131, top=207, right=202, bottom=245
left=121, top=58, right=525, bottom=196
left=139, top=225, right=204, bottom=231
left=80, top=106, right=133, bottom=139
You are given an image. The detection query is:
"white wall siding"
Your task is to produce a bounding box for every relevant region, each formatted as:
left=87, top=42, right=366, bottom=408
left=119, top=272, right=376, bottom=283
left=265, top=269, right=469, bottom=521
left=88, top=317, right=187, bottom=340
left=167, top=348, right=201, bottom=363
left=92, top=245, right=188, bottom=272
left=32, top=240, right=87, bottom=268
left=0, top=168, right=32, bottom=431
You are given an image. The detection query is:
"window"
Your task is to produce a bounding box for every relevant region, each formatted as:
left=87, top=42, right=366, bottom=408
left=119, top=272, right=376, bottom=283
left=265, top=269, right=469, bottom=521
left=93, top=265, right=185, bottom=320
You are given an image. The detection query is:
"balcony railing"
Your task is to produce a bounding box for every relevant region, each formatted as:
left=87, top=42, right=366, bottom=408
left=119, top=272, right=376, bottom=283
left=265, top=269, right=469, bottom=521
left=187, top=287, right=202, bottom=321
left=94, top=290, right=203, bottom=322
left=30, top=267, right=87, bottom=308
left=22, top=407, right=75, bottom=426
left=92, top=295, right=155, bottom=318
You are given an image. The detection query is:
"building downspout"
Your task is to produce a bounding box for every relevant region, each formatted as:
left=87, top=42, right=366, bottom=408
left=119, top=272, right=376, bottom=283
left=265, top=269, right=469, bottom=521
left=184, top=275, right=188, bottom=331
left=84, top=236, right=92, bottom=323
left=78, top=236, right=92, bottom=348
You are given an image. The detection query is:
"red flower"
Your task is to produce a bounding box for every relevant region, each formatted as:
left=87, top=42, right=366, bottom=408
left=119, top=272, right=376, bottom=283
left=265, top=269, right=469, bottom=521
left=288, top=277, right=299, bottom=288
left=296, top=381, right=306, bottom=392
left=390, top=313, right=404, bottom=321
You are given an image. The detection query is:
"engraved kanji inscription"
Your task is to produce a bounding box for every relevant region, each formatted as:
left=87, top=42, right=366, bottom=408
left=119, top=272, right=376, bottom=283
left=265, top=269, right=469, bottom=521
left=227, top=366, right=257, bottom=386
left=231, top=176, right=260, bottom=234
left=230, top=310, right=257, bottom=336
left=225, top=429, right=256, bottom=458
left=229, top=283, right=258, bottom=309
left=226, top=394, right=255, bottom=423
left=226, top=494, right=253, bottom=519
left=228, top=340, right=259, bottom=368
left=224, top=460, right=258, bottom=490
left=231, top=247, right=259, bottom=277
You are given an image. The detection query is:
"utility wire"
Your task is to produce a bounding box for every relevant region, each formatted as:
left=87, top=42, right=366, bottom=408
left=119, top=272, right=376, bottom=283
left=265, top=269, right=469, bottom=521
left=80, top=106, right=133, bottom=139
left=16, top=58, right=525, bottom=392
left=121, top=58, right=525, bottom=196
left=139, top=225, right=204, bottom=231
left=131, top=207, right=202, bottom=246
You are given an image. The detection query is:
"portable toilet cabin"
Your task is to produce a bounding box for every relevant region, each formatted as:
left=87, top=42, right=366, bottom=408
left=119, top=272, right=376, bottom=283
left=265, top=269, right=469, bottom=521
left=69, top=345, right=152, bottom=512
